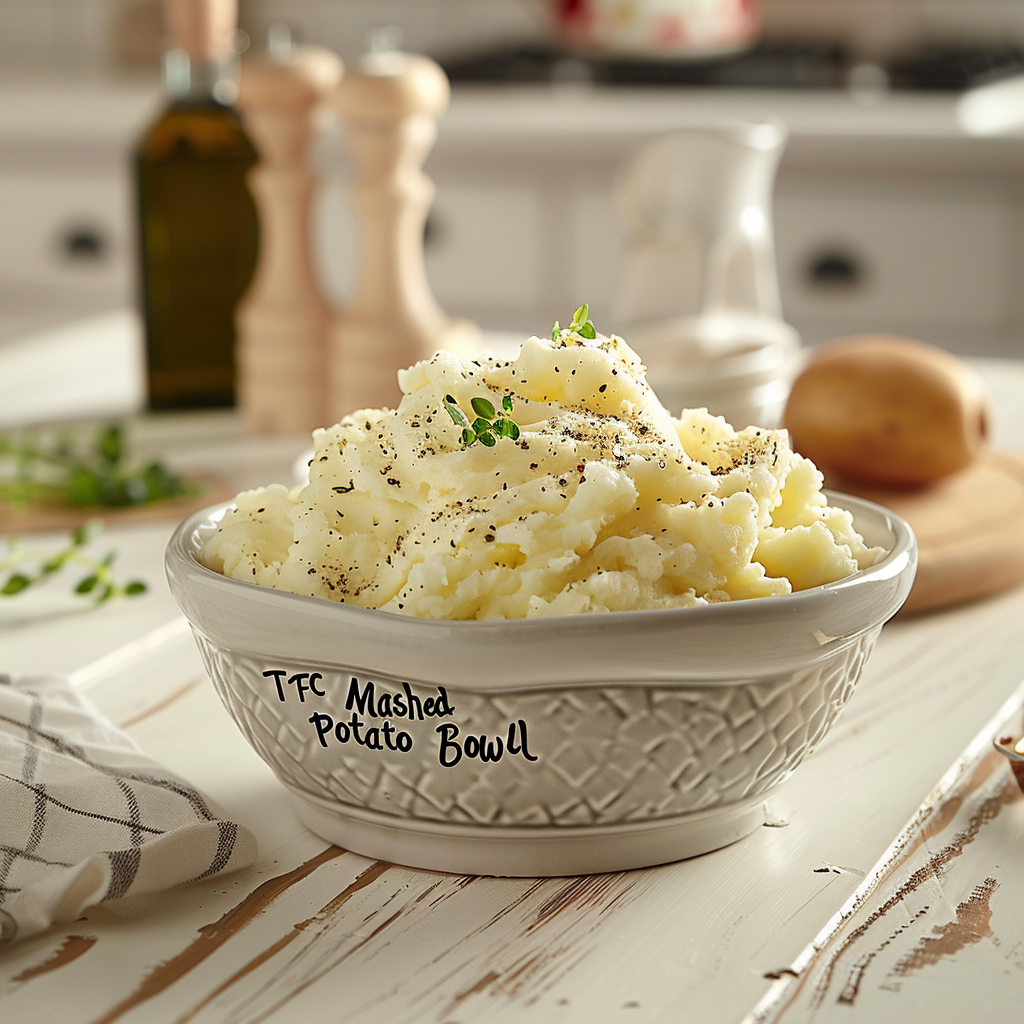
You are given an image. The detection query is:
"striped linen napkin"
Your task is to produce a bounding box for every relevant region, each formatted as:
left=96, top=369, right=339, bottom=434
left=0, top=672, right=257, bottom=942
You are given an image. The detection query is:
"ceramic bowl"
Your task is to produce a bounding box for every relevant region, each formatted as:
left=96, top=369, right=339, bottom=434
left=166, top=492, right=916, bottom=876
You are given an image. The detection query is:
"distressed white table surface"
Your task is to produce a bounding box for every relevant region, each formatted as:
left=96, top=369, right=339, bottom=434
left=748, top=682, right=1024, bottom=1023
left=1, top=360, right=1023, bottom=1024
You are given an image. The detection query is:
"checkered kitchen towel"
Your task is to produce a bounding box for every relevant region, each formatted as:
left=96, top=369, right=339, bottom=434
left=0, top=673, right=257, bottom=942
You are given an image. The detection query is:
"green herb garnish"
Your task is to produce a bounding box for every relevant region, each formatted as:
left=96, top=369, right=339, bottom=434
left=552, top=303, right=597, bottom=341
left=0, top=423, right=196, bottom=511
left=471, top=397, right=495, bottom=419
left=1, top=523, right=146, bottom=605
left=444, top=393, right=520, bottom=448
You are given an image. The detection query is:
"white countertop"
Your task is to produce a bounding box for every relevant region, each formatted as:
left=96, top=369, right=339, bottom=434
left=2, top=78, right=1022, bottom=166
left=0, top=78, right=160, bottom=148
left=445, top=84, right=967, bottom=139
left=434, top=86, right=1024, bottom=173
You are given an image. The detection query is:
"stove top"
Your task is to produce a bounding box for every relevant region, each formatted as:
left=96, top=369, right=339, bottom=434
left=440, top=41, right=1024, bottom=92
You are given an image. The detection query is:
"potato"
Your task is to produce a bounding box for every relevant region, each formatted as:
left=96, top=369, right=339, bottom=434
left=783, top=335, right=988, bottom=486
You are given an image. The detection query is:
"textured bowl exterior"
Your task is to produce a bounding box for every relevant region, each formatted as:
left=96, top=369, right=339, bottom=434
left=167, top=491, right=915, bottom=872
left=194, top=631, right=877, bottom=827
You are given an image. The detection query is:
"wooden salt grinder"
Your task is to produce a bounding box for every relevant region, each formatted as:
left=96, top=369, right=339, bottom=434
left=330, top=52, right=478, bottom=415
left=235, top=45, right=343, bottom=433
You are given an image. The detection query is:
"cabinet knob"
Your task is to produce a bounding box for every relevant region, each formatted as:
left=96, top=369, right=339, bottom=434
left=60, top=225, right=107, bottom=262
left=806, top=249, right=864, bottom=289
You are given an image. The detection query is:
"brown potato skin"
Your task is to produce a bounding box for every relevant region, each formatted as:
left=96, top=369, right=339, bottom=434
left=783, top=335, right=988, bottom=486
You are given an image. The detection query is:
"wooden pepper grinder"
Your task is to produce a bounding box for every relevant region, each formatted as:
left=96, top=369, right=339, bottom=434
left=235, top=36, right=343, bottom=433
left=330, top=50, right=478, bottom=415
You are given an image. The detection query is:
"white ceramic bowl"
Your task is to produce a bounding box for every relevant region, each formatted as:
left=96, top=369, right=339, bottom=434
left=166, top=493, right=916, bottom=876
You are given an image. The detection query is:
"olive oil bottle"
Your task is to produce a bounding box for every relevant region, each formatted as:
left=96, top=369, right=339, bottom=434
left=136, top=0, right=258, bottom=409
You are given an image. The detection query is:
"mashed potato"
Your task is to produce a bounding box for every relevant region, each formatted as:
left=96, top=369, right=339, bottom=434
left=203, top=324, right=883, bottom=619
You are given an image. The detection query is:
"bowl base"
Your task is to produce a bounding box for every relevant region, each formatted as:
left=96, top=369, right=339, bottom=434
left=285, top=784, right=773, bottom=876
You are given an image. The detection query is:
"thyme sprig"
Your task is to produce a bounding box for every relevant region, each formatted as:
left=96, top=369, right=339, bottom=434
left=553, top=303, right=597, bottom=342
left=0, top=424, right=194, bottom=511
left=1, top=523, right=146, bottom=605
left=443, top=394, right=521, bottom=448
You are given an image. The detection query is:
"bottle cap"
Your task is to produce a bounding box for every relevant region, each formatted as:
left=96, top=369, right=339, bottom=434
left=164, top=0, right=236, bottom=62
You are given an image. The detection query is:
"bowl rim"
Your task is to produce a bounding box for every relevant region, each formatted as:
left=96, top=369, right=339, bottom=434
left=166, top=490, right=917, bottom=690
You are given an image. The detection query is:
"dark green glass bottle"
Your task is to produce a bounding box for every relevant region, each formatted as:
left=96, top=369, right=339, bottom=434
left=136, top=46, right=259, bottom=409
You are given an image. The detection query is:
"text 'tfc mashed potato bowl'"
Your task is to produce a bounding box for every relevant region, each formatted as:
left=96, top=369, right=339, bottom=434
left=166, top=491, right=915, bottom=876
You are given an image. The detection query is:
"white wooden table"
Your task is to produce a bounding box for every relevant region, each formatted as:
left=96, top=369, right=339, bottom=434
left=1, top=359, right=1023, bottom=1024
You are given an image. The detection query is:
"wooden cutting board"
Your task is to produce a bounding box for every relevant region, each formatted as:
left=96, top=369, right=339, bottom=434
left=0, top=473, right=234, bottom=537
left=827, top=448, right=1024, bottom=614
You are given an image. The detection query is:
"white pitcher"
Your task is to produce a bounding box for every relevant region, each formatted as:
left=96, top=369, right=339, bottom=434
left=614, top=120, right=800, bottom=427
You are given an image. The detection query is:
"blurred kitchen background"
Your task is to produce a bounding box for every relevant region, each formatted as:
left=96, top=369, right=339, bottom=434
left=3, top=0, right=1024, bottom=356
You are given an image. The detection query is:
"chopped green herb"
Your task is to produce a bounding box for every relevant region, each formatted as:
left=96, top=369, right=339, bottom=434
left=494, top=419, right=521, bottom=440
left=444, top=395, right=521, bottom=449
left=553, top=303, right=598, bottom=342
left=1, top=524, right=147, bottom=605
left=0, top=423, right=195, bottom=511
left=75, top=574, right=98, bottom=594
left=443, top=396, right=469, bottom=428
left=2, top=574, right=31, bottom=596
left=471, top=396, right=495, bottom=419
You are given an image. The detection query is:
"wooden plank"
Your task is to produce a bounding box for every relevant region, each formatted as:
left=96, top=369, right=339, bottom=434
left=746, top=680, right=1024, bottom=1023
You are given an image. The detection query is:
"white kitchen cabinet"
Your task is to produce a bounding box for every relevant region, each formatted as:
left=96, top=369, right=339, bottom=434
left=427, top=183, right=545, bottom=311
left=0, top=83, right=158, bottom=343
left=4, top=82, right=1024, bottom=357
left=417, top=87, right=1024, bottom=355
left=774, top=176, right=1014, bottom=348
left=416, top=158, right=1024, bottom=352
left=0, top=172, right=131, bottom=295
left=0, top=168, right=133, bottom=342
